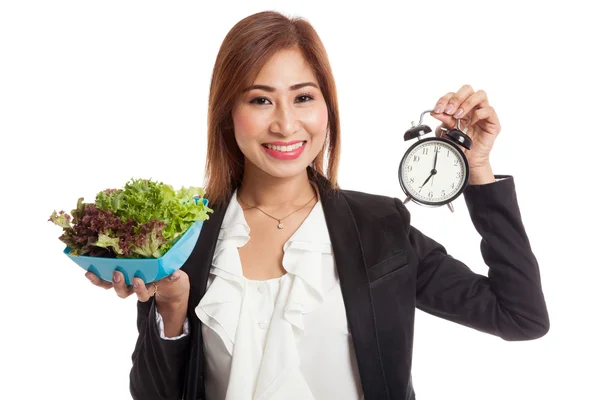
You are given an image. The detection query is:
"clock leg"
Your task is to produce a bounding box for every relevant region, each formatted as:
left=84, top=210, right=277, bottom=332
left=447, top=202, right=454, bottom=213
left=403, top=196, right=412, bottom=205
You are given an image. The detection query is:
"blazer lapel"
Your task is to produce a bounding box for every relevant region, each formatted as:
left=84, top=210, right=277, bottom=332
left=315, top=173, right=389, bottom=400
left=184, top=196, right=228, bottom=314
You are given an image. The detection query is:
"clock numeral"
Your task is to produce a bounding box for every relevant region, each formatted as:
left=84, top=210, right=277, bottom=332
left=413, top=155, right=420, bottom=162
left=428, top=191, right=433, bottom=198
left=422, top=148, right=428, bottom=155
left=410, top=177, right=414, bottom=184
left=407, top=165, right=413, bottom=172
left=456, top=172, right=461, bottom=178
left=451, top=182, right=455, bottom=189
left=453, top=159, right=459, bottom=166
left=447, top=150, right=450, bottom=157
left=441, top=190, right=446, bottom=197
left=434, top=145, right=440, bottom=153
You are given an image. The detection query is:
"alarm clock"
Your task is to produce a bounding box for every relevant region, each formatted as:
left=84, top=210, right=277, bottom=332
left=398, top=109, right=473, bottom=212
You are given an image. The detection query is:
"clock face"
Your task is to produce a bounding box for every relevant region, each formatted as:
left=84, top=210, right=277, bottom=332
left=399, top=138, right=469, bottom=206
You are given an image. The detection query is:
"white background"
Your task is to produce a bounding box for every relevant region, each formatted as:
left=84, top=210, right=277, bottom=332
left=1, top=1, right=598, bottom=399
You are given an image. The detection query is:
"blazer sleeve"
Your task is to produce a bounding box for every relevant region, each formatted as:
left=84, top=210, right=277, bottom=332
left=129, top=298, right=191, bottom=400
left=395, top=175, right=550, bottom=341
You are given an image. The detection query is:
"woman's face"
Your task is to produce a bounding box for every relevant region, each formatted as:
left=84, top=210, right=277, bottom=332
left=232, top=47, right=329, bottom=180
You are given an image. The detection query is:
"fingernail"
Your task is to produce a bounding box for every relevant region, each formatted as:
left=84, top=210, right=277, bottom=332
left=133, top=281, right=139, bottom=289
left=113, top=272, right=120, bottom=283
left=454, top=108, right=464, bottom=118
left=434, top=104, right=443, bottom=113
left=444, top=104, right=455, bottom=114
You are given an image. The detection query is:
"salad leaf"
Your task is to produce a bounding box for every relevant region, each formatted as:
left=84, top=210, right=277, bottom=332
left=130, top=219, right=167, bottom=258
left=50, top=178, right=212, bottom=258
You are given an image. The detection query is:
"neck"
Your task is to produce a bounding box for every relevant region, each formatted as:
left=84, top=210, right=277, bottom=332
left=237, top=164, right=316, bottom=210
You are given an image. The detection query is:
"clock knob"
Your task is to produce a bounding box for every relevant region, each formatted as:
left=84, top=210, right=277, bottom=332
left=445, top=128, right=473, bottom=150
left=404, top=124, right=432, bottom=141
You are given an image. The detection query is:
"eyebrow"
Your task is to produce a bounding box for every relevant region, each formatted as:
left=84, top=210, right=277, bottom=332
left=242, top=82, right=319, bottom=93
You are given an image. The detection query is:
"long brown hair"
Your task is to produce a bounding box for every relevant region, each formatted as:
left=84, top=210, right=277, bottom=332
left=203, top=10, right=341, bottom=208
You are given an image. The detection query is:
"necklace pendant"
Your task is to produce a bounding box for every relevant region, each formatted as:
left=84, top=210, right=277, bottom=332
left=277, top=222, right=284, bottom=229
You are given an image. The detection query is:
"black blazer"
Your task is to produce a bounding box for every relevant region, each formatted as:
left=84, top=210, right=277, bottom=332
left=129, top=172, right=549, bottom=400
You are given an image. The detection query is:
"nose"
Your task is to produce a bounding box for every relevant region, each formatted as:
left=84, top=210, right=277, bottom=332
left=269, top=103, right=301, bottom=136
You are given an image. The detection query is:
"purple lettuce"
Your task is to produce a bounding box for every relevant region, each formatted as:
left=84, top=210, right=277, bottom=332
left=49, top=178, right=212, bottom=259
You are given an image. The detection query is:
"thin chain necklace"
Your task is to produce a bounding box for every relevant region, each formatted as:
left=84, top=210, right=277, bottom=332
left=238, top=191, right=316, bottom=229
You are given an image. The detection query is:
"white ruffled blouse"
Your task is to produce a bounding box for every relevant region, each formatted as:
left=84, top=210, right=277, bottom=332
left=157, top=189, right=364, bottom=400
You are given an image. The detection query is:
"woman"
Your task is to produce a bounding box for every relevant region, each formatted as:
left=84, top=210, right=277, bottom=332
left=87, top=10, right=549, bottom=400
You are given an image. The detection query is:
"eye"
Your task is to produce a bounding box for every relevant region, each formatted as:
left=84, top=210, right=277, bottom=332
left=248, top=92, right=316, bottom=106
left=295, top=92, right=315, bottom=103
left=249, top=97, right=271, bottom=106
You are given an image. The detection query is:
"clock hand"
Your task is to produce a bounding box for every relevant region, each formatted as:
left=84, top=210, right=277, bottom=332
left=419, top=173, right=433, bottom=192
left=430, top=149, right=438, bottom=187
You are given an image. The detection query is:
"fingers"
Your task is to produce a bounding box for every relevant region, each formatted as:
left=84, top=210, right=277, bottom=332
left=85, top=270, right=186, bottom=303
left=133, top=278, right=155, bottom=302
left=454, top=90, right=489, bottom=120
left=433, top=85, right=487, bottom=116
left=112, top=271, right=134, bottom=299
left=433, top=85, right=472, bottom=115
left=431, top=89, right=465, bottom=129
left=133, top=271, right=184, bottom=302
left=431, top=85, right=490, bottom=130
left=85, top=271, right=113, bottom=290
left=470, top=106, right=501, bottom=135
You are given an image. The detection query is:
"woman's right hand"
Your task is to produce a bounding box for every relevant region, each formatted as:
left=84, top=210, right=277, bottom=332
left=85, top=269, right=190, bottom=306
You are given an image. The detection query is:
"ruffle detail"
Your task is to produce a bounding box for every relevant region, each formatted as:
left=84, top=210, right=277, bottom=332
left=195, top=192, right=250, bottom=355
left=282, top=240, right=332, bottom=340
left=194, top=189, right=335, bottom=399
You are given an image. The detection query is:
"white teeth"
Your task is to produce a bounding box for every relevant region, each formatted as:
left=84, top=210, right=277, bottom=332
left=265, top=142, right=305, bottom=152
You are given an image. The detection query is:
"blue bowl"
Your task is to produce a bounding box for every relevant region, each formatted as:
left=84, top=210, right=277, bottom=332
left=64, top=198, right=208, bottom=285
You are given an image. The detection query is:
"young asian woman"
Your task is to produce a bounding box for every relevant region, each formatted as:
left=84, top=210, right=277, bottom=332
left=86, top=10, right=549, bottom=400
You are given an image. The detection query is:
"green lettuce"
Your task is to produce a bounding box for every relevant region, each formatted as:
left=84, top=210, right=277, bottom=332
left=50, top=178, right=213, bottom=258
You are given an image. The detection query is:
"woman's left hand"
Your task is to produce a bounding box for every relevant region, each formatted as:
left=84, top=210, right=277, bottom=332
left=430, top=85, right=501, bottom=173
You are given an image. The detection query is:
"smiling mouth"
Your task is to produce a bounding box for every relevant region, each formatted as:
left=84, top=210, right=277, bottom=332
left=261, top=141, right=306, bottom=152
